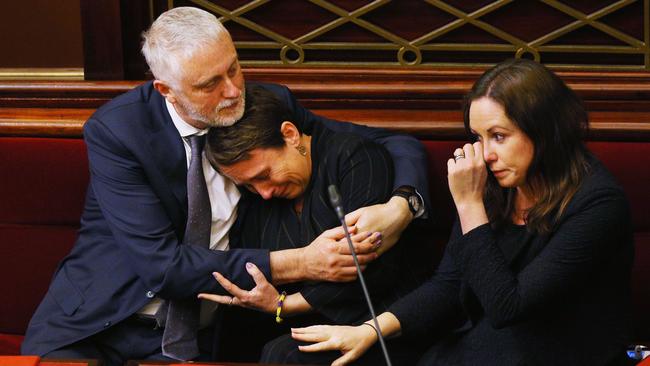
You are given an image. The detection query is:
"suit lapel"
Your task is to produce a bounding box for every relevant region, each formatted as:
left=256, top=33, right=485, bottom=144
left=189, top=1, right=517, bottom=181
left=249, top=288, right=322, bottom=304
left=145, top=88, right=188, bottom=227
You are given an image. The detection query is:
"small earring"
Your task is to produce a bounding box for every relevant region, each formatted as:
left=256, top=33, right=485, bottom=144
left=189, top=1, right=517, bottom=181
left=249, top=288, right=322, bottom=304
left=296, top=145, right=307, bottom=156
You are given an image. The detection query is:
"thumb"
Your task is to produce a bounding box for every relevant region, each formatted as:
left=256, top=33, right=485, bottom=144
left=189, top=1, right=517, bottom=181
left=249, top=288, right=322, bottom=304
left=332, top=351, right=357, bottom=366
left=344, top=207, right=363, bottom=226
left=245, top=262, right=268, bottom=285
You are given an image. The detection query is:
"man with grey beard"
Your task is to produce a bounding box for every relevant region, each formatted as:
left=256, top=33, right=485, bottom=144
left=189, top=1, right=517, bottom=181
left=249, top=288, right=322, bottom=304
left=21, top=6, right=429, bottom=366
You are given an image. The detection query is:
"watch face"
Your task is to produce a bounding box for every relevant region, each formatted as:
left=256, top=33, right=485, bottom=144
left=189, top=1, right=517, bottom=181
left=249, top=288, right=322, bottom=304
left=408, top=195, right=420, bottom=212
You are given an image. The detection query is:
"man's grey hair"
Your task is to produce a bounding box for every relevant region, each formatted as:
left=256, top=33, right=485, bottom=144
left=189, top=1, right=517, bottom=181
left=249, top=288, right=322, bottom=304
left=141, top=7, right=229, bottom=86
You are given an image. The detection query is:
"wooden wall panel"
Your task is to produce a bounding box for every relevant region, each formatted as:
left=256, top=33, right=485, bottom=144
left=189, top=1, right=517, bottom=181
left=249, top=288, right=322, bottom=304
left=80, top=0, right=124, bottom=80
left=0, top=0, right=83, bottom=68
left=1, top=68, right=649, bottom=141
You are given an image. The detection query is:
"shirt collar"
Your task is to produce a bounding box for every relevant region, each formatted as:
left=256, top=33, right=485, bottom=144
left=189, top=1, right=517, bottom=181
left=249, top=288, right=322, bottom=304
left=165, top=99, right=209, bottom=137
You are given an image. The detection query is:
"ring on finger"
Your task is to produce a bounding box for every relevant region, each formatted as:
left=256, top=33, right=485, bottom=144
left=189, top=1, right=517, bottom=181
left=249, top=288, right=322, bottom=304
left=228, top=297, right=234, bottom=306
left=453, top=153, right=465, bottom=161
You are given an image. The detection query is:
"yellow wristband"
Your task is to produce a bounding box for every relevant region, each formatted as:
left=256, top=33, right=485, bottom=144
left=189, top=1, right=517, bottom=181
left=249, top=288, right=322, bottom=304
left=275, top=291, right=287, bottom=323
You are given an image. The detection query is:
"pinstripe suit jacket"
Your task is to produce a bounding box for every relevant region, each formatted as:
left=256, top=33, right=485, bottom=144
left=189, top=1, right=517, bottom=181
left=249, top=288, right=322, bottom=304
left=232, top=123, right=422, bottom=324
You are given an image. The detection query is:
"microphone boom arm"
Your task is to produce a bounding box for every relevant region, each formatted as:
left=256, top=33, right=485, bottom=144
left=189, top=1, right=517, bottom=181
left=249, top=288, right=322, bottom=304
left=327, top=185, right=393, bottom=366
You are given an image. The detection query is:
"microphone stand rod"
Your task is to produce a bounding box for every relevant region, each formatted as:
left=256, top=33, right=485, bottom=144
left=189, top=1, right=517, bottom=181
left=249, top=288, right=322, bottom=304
left=338, top=218, right=393, bottom=366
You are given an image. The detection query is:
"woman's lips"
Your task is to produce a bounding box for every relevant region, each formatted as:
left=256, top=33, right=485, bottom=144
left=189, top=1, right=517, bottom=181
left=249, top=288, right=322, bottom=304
left=491, top=169, right=507, bottom=178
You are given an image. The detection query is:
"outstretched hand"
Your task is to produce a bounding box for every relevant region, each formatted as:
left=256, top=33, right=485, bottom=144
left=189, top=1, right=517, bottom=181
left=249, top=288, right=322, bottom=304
left=291, top=324, right=378, bottom=366
left=198, top=262, right=279, bottom=314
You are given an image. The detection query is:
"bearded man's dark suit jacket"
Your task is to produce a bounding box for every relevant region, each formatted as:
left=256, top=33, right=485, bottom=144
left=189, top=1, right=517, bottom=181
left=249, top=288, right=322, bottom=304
left=21, top=81, right=429, bottom=357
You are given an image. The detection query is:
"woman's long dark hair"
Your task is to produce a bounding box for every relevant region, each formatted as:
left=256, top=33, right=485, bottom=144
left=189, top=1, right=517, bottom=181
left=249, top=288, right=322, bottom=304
left=463, top=59, right=590, bottom=234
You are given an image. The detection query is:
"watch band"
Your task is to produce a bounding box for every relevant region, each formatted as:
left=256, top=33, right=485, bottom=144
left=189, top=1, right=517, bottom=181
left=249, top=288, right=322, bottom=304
left=392, top=189, right=418, bottom=215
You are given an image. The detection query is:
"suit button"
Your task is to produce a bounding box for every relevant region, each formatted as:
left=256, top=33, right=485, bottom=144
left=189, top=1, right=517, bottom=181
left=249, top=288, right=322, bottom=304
left=146, top=291, right=155, bottom=298
left=103, top=321, right=111, bottom=328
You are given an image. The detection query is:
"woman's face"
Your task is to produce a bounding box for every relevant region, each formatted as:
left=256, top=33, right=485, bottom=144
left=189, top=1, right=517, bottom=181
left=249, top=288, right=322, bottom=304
left=469, top=97, right=535, bottom=189
left=218, top=143, right=311, bottom=200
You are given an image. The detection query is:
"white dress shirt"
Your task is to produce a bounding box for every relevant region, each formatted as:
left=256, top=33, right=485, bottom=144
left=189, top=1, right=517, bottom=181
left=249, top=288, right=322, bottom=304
left=138, top=100, right=241, bottom=327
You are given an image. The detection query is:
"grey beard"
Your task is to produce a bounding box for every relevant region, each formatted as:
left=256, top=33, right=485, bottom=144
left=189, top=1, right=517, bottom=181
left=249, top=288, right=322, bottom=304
left=185, top=94, right=246, bottom=127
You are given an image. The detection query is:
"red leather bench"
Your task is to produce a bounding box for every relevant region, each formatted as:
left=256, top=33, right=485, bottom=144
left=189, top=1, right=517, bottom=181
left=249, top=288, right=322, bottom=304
left=1, top=137, right=649, bottom=355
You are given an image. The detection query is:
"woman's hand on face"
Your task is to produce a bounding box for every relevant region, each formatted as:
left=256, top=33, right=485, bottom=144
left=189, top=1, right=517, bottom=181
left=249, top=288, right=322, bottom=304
left=291, top=324, right=378, bottom=366
left=447, top=141, right=488, bottom=209
left=448, top=141, right=490, bottom=234
left=198, top=262, right=278, bottom=314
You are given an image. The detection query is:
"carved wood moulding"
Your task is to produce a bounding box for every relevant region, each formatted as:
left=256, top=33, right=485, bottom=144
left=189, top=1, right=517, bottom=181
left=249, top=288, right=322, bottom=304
left=1, top=67, right=649, bottom=140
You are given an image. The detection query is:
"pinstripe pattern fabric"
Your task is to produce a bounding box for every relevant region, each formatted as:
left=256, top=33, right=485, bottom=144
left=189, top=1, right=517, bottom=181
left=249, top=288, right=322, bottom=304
left=231, top=123, right=409, bottom=325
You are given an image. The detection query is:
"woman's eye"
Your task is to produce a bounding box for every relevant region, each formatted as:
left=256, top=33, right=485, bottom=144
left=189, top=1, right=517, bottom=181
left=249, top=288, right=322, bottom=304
left=494, top=133, right=505, bottom=142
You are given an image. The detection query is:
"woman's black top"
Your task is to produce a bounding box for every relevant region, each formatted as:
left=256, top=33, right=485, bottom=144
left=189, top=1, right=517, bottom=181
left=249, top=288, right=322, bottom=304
left=389, top=156, right=634, bottom=365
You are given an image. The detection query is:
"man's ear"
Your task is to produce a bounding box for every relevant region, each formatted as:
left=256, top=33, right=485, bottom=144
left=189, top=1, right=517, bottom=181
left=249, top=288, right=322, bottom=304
left=280, top=121, right=301, bottom=146
left=153, top=80, right=177, bottom=104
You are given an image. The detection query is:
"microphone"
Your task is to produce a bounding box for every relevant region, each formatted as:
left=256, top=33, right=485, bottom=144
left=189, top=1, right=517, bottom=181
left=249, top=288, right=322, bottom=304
left=327, top=185, right=345, bottom=220
left=327, top=185, right=392, bottom=366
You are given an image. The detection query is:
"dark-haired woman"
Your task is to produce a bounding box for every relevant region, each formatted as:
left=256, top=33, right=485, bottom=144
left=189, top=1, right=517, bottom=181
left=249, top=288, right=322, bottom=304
left=199, top=85, right=431, bottom=364
left=292, top=59, right=634, bottom=365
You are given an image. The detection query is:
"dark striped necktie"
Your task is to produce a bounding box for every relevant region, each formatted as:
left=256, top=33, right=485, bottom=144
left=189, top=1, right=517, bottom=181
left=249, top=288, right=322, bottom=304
left=161, top=134, right=211, bottom=360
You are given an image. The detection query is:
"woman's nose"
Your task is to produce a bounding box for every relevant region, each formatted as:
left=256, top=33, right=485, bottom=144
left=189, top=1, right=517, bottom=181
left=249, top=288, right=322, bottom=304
left=256, top=185, right=274, bottom=200
left=483, top=145, right=497, bottom=163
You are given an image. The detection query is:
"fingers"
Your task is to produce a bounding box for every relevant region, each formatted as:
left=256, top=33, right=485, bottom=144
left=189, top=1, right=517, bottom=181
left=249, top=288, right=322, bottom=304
left=332, top=245, right=377, bottom=266
left=245, top=262, right=269, bottom=286
left=333, top=267, right=362, bottom=281
left=363, top=232, right=382, bottom=248
left=325, top=266, right=364, bottom=282
left=453, top=147, right=464, bottom=159
left=349, top=231, right=381, bottom=248
left=352, top=252, right=376, bottom=266
left=325, top=254, right=373, bottom=280
left=197, top=293, right=234, bottom=305
left=321, top=225, right=357, bottom=240
left=213, top=272, right=247, bottom=298
left=293, top=326, right=364, bottom=366
left=451, top=146, right=468, bottom=168
left=463, top=143, right=474, bottom=160
left=298, top=341, right=336, bottom=353
left=291, top=326, right=329, bottom=343
left=349, top=230, right=368, bottom=243
left=337, top=239, right=377, bottom=255
left=453, top=143, right=480, bottom=160
left=451, top=142, right=484, bottom=167
left=473, top=141, right=484, bottom=163
left=292, top=326, right=337, bottom=353
left=447, top=157, right=455, bottom=173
